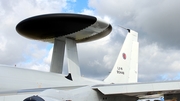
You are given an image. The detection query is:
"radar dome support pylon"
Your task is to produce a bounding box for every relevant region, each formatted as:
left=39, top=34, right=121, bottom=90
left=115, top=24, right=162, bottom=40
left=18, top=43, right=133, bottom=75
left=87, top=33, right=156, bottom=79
left=16, top=13, right=112, bottom=80
left=50, top=38, right=65, bottom=73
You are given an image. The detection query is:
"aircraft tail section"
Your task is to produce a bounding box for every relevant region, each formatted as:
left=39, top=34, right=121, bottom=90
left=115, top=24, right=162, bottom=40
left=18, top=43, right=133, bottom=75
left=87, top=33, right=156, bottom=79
left=104, top=29, right=139, bottom=84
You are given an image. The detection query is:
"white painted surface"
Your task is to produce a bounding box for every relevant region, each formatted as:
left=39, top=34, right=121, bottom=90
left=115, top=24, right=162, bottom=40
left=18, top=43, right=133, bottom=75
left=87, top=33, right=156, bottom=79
left=93, top=81, right=180, bottom=96
left=104, top=30, right=139, bottom=84
left=50, top=39, right=65, bottom=73
left=66, top=38, right=81, bottom=81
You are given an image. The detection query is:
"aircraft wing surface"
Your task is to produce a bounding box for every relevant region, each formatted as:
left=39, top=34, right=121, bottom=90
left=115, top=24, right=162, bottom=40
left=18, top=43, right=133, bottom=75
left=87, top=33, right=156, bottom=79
left=92, top=81, right=180, bottom=98
left=0, top=85, right=85, bottom=96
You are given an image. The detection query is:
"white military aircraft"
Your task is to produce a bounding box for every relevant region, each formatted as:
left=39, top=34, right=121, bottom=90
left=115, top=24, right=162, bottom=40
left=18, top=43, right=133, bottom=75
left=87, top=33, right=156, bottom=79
left=0, top=13, right=180, bottom=101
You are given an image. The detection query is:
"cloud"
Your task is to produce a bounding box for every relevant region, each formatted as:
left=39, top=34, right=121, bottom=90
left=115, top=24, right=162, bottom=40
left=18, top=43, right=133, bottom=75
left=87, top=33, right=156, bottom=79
left=77, top=28, right=127, bottom=79
left=44, top=47, right=53, bottom=65
left=139, top=43, right=180, bottom=82
left=89, top=0, right=180, bottom=48
left=0, top=0, right=67, bottom=66
left=1, top=0, right=180, bottom=83
left=83, top=0, right=180, bottom=81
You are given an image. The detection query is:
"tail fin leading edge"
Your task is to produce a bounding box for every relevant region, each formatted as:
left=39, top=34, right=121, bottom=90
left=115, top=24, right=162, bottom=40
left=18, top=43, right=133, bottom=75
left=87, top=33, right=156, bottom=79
left=104, top=30, right=139, bottom=84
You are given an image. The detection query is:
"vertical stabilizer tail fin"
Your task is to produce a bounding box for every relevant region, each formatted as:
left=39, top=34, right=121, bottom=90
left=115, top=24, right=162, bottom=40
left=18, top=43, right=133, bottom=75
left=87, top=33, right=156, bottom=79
left=104, top=29, right=139, bottom=84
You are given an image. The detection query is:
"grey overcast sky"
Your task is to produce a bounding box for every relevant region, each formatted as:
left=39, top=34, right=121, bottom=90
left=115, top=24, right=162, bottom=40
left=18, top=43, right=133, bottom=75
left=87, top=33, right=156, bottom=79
left=1, top=0, right=180, bottom=82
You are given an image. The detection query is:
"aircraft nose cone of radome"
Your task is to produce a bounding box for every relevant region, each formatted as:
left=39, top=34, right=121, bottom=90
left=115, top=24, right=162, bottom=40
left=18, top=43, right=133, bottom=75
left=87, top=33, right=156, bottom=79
left=16, top=13, right=112, bottom=43
left=23, top=96, right=44, bottom=101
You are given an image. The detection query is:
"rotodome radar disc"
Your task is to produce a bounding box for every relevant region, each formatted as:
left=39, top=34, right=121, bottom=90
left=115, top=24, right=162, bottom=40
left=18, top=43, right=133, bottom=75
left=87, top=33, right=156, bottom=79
left=16, top=13, right=112, bottom=43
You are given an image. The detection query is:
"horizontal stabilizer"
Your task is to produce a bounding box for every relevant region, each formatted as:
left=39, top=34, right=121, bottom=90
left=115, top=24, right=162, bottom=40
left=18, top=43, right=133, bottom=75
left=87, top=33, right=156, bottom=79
left=93, top=81, right=180, bottom=97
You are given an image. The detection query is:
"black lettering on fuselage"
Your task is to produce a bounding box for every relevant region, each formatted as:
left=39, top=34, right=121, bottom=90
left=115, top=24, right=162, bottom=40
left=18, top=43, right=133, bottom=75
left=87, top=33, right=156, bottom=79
left=117, top=67, right=124, bottom=74
left=117, top=71, right=124, bottom=74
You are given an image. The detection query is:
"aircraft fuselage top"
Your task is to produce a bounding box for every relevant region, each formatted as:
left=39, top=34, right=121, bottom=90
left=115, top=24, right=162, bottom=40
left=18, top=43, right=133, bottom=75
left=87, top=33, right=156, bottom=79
left=16, top=13, right=112, bottom=43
